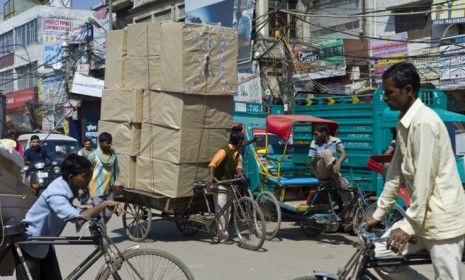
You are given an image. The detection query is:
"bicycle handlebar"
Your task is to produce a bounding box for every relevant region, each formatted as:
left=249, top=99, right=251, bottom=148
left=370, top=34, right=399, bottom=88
left=213, top=177, right=244, bottom=185
left=356, top=223, right=417, bottom=245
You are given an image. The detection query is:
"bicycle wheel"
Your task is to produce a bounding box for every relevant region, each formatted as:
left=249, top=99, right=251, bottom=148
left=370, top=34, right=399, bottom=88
left=122, top=203, right=152, bottom=242
left=97, top=248, right=194, bottom=280
left=233, top=196, right=266, bottom=251
left=298, top=216, right=324, bottom=237
left=256, top=192, right=282, bottom=240
left=175, top=213, right=200, bottom=236
left=352, top=196, right=378, bottom=234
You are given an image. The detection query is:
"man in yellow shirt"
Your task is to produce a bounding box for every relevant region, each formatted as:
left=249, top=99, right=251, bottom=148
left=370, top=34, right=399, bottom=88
left=208, top=130, right=244, bottom=245
left=365, top=62, right=465, bottom=279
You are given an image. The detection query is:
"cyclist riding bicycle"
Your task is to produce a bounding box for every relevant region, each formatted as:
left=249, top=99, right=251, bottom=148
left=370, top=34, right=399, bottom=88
left=365, top=62, right=465, bottom=279
left=16, top=154, right=122, bottom=279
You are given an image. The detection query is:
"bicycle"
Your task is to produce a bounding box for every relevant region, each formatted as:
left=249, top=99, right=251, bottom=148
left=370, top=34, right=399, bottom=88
left=292, top=202, right=443, bottom=280
left=1, top=216, right=194, bottom=280
left=298, top=177, right=377, bottom=237
left=175, top=177, right=267, bottom=251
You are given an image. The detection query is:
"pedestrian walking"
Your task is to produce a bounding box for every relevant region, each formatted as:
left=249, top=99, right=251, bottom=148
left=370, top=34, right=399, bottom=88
left=87, top=132, right=121, bottom=229
left=78, top=138, right=94, bottom=158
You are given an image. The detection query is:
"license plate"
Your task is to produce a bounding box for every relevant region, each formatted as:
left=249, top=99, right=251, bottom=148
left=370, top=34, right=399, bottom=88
left=37, top=171, right=48, bottom=178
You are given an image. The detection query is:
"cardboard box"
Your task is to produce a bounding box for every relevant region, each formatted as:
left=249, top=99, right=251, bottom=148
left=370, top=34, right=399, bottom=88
left=115, top=153, right=136, bottom=188
left=159, top=22, right=238, bottom=95
left=104, top=57, right=126, bottom=89
left=139, top=123, right=229, bottom=163
left=135, top=156, right=209, bottom=198
left=101, top=89, right=143, bottom=123
left=127, top=22, right=161, bottom=57
left=125, top=55, right=161, bottom=90
left=143, top=90, right=232, bottom=129
left=104, top=30, right=127, bottom=89
left=98, top=121, right=141, bottom=156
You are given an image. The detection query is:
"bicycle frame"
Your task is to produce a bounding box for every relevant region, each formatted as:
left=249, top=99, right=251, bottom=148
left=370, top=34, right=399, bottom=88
left=11, top=223, right=144, bottom=280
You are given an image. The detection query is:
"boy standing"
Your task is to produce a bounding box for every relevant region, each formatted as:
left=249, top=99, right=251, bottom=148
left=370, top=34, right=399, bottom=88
left=88, top=132, right=120, bottom=227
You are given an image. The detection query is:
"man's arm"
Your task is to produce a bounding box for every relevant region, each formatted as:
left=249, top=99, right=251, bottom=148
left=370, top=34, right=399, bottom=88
left=371, top=140, right=403, bottom=222
left=208, top=149, right=226, bottom=184
left=333, top=145, right=347, bottom=173
left=236, top=155, right=243, bottom=176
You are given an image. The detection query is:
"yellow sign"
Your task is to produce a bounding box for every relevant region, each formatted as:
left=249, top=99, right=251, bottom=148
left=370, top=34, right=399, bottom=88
left=432, top=0, right=465, bottom=25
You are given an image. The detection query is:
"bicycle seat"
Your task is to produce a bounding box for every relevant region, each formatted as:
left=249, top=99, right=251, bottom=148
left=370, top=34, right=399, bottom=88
left=1, top=217, right=25, bottom=237
left=193, top=181, right=209, bottom=192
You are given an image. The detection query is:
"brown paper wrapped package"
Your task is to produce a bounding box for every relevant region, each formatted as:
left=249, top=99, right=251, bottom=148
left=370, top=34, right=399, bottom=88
left=142, top=90, right=232, bottom=129
left=135, top=156, right=209, bottom=198
left=115, top=153, right=136, bottom=188
left=139, top=123, right=229, bottom=164
left=101, top=89, right=143, bottom=123
left=104, top=29, right=127, bottom=89
left=98, top=121, right=141, bottom=156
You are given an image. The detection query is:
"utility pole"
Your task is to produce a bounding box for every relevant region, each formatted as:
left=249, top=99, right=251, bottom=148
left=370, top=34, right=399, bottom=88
left=108, top=0, right=113, bottom=31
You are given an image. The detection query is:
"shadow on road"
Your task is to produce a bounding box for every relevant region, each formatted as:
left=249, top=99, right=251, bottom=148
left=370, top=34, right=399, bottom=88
left=272, top=226, right=355, bottom=246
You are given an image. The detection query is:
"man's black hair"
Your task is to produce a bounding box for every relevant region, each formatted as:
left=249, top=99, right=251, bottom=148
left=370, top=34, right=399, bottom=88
left=314, top=124, right=330, bottom=135
left=84, top=138, right=92, bottom=143
left=98, top=132, right=112, bottom=143
left=229, top=130, right=244, bottom=145
left=62, top=153, right=92, bottom=181
left=30, top=135, right=39, bottom=141
left=382, top=62, right=420, bottom=97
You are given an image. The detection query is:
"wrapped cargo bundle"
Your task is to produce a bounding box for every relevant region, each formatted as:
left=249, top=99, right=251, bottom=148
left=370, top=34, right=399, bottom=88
left=101, top=22, right=237, bottom=198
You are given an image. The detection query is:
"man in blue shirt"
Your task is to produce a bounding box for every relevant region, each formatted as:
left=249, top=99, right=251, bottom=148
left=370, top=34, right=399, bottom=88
left=17, top=154, right=121, bottom=280
left=23, top=135, right=51, bottom=165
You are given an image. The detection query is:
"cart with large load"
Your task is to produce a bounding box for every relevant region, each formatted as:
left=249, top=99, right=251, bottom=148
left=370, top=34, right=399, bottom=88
left=100, top=21, right=266, bottom=250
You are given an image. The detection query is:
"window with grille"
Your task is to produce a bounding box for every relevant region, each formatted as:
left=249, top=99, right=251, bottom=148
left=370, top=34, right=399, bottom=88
left=16, top=62, right=37, bottom=91
left=15, top=19, right=38, bottom=48
left=0, top=70, right=13, bottom=94
left=0, top=31, right=13, bottom=56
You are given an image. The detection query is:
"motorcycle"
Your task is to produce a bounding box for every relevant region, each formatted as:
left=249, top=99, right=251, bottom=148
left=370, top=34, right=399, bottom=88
left=23, top=161, right=61, bottom=196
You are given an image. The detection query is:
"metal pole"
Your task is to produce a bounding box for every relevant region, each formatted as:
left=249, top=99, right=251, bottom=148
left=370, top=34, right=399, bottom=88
left=108, top=0, right=113, bottom=31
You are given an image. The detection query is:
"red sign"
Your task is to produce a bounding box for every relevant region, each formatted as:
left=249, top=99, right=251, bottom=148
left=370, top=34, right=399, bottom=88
left=0, top=53, right=14, bottom=69
left=5, top=88, right=36, bottom=110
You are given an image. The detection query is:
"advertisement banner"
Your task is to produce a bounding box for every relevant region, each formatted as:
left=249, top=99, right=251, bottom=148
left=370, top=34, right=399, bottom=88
left=408, top=42, right=440, bottom=82
left=186, top=0, right=254, bottom=62
left=43, top=43, right=63, bottom=66
left=92, top=6, right=110, bottom=62
left=42, top=19, right=72, bottom=32
left=71, top=73, right=104, bottom=98
left=371, top=32, right=408, bottom=79
left=41, top=73, right=66, bottom=104
left=432, top=0, right=465, bottom=25
left=235, top=62, right=262, bottom=103
left=293, top=36, right=346, bottom=80
left=439, top=43, right=465, bottom=86
left=5, top=88, right=35, bottom=110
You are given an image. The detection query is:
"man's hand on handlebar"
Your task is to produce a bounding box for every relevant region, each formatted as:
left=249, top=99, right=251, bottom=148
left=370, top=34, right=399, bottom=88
left=363, top=214, right=380, bottom=230
left=387, top=228, right=411, bottom=255
left=207, top=176, right=218, bottom=186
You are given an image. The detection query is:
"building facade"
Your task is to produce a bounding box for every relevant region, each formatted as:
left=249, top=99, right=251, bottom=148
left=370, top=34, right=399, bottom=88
left=0, top=5, right=93, bottom=132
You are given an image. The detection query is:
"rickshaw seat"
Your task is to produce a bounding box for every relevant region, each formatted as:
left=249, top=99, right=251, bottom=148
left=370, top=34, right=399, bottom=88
left=267, top=175, right=319, bottom=186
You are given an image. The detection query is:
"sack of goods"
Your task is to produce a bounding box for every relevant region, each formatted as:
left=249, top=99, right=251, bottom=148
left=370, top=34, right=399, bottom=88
left=100, top=22, right=238, bottom=198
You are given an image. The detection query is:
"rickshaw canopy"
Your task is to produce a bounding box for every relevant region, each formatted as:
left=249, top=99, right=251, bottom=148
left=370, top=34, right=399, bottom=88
left=265, top=115, right=338, bottom=140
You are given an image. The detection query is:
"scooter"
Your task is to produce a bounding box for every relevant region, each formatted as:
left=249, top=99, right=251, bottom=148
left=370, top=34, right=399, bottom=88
left=23, top=161, right=61, bottom=196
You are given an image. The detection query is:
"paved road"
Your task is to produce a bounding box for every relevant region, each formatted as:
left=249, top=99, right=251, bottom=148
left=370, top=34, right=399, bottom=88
left=6, top=216, right=441, bottom=280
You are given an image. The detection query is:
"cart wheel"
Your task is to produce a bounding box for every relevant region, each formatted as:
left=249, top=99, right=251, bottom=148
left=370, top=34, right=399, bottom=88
left=256, top=192, right=281, bottom=240
left=122, top=203, right=152, bottom=242
left=175, top=213, right=199, bottom=236
left=299, top=216, right=324, bottom=237
left=233, top=197, right=266, bottom=251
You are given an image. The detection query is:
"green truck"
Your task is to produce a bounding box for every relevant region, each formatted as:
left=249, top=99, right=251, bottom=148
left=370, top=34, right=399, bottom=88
left=235, top=87, right=465, bottom=203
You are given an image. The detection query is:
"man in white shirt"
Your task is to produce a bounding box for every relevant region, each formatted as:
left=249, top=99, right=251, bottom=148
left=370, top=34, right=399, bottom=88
left=365, top=62, right=465, bottom=279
